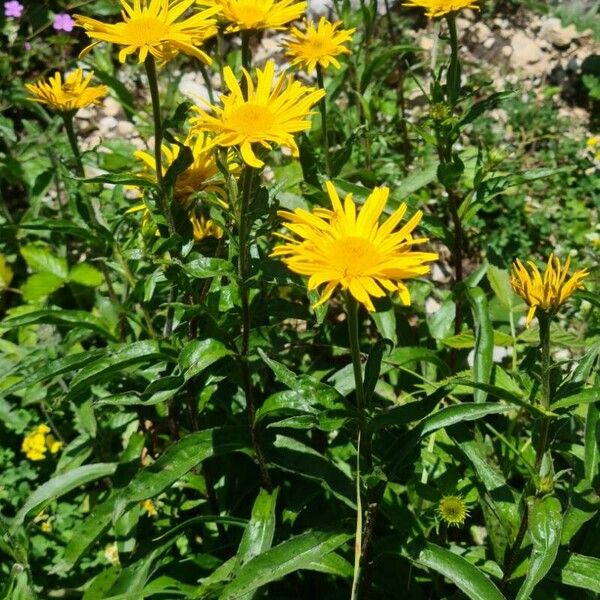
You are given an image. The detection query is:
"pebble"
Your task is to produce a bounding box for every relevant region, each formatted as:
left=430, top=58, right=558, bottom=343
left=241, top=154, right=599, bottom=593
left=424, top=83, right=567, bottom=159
left=102, top=97, right=122, bottom=118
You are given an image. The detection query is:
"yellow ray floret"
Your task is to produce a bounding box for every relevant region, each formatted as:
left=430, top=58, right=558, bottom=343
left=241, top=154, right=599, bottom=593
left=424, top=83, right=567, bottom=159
left=134, top=132, right=237, bottom=202
left=197, top=0, right=305, bottom=32
left=25, top=69, right=107, bottom=114
left=74, top=0, right=220, bottom=65
left=191, top=60, right=325, bottom=168
left=272, top=181, right=438, bottom=312
left=511, top=254, right=589, bottom=326
left=286, top=17, right=355, bottom=73
left=402, top=0, right=479, bottom=18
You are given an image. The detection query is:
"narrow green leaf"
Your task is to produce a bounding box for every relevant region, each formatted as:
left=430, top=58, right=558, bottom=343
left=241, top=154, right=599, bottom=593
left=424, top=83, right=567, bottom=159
left=66, top=341, right=167, bottom=401
left=466, top=287, right=493, bottom=402
left=584, top=397, right=599, bottom=484
left=410, top=541, right=505, bottom=600
left=550, top=552, right=600, bottom=593
left=515, top=496, right=562, bottom=600
left=363, top=339, right=392, bottom=405
left=420, top=403, right=514, bottom=437
left=550, top=388, right=600, bottom=411
left=11, top=463, right=117, bottom=533
left=233, top=489, right=279, bottom=600
left=219, top=530, right=351, bottom=600
left=1, top=310, right=114, bottom=339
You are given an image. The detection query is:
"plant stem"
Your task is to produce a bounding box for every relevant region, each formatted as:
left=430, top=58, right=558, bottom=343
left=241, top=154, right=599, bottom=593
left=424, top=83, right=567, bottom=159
left=446, top=14, right=460, bottom=109
left=501, top=312, right=553, bottom=587
left=316, top=64, right=332, bottom=177
left=62, top=112, right=84, bottom=177
left=238, top=166, right=272, bottom=492
left=347, top=293, right=374, bottom=599
left=241, top=30, right=251, bottom=72
left=144, top=55, right=175, bottom=236
left=534, top=313, right=552, bottom=471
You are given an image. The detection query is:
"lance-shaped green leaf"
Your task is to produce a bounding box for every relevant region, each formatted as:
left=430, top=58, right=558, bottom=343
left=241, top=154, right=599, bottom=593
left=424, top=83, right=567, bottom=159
left=233, top=488, right=279, bottom=600
left=515, top=496, right=562, bottom=600
left=409, top=541, right=505, bottom=600
left=218, top=530, right=351, bottom=600
left=11, top=463, right=117, bottom=533
left=466, top=287, right=493, bottom=402
left=549, top=552, right=600, bottom=594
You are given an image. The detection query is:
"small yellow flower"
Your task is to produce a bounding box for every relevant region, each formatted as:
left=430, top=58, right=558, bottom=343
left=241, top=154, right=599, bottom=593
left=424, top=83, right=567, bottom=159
left=511, top=254, right=590, bottom=326
left=190, top=213, right=224, bottom=241
left=25, top=69, right=107, bottom=114
left=402, top=0, right=479, bottom=18
left=285, top=17, right=355, bottom=73
left=586, top=135, right=599, bottom=147
left=198, top=0, right=306, bottom=32
left=104, top=542, right=120, bottom=566
left=134, top=133, right=237, bottom=202
left=438, top=495, right=469, bottom=526
left=21, top=424, right=63, bottom=461
left=191, top=60, right=325, bottom=168
left=142, top=499, right=158, bottom=517
left=41, top=520, right=52, bottom=533
left=272, top=181, right=438, bottom=312
left=75, top=0, right=220, bottom=65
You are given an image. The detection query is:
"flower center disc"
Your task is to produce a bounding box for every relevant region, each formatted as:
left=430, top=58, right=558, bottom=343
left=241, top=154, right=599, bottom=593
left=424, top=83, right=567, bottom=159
left=307, top=35, right=330, bottom=56
left=123, top=17, right=169, bottom=45
left=229, top=103, right=275, bottom=135
left=235, top=4, right=268, bottom=26
left=328, top=237, right=379, bottom=278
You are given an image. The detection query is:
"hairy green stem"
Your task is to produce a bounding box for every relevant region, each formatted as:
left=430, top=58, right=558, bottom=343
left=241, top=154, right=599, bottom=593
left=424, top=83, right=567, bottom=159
left=347, top=294, right=373, bottom=599
left=238, top=166, right=272, bottom=491
left=62, top=112, right=84, bottom=178
left=535, top=313, right=552, bottom=471
left=144, top=55, right=175, bottom=236
left=316, top=65, right=332, bottom=177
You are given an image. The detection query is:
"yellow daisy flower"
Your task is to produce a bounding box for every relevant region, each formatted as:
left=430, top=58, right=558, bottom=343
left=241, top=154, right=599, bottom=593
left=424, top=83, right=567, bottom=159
left=586, top=136, right=599, bottom=148
left=402, top=0, right=479, bottom=18
left=438, top=495, right=469, bottom=527
left=286, top=17, right=355, bottom=73
left=134, top=132, right=236, bottom=201
left=25, top=69, right=107, bottom=114
left=272, top=181, right=438, bottom=312
left=142, top=499, right=158, bottom=517
left=74, top=0, right=220, bottom=65
left=197, top=0, right=306, bottom=32
left=191, top=60, right=325, bottom=168
left=511, top=254, right=590, bottom=326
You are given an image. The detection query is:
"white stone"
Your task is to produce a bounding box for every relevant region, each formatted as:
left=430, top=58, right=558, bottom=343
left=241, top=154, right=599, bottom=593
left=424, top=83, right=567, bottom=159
left=425, top=296, right=441, bottom=316
left=116, top=120, right=135, bottom=137
left=98, top=116, right=118, bottom=136
left=178, top=72, right=211, bottom=105
left=501, top=45, right=513, bottom=57
left=483, top=37, right=495, bottom=49
left=539, top=17, right=578, bottom=49
left=102, top=97, right=122, bottom=117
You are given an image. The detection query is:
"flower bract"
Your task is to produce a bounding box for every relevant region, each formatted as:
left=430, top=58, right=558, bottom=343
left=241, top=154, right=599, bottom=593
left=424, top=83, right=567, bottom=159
left=25, top=69, right=107, bottom=114
left=402, top=0, right=479, bottom=18
left=511, top=254, right=589, bottom=325
left=272, top=181, right=438, bottom=311
left=75, top=0, right=220, bottom=65
left=286, top=17, right=355, bottom=73
left=191, top=60, right=325, bottom=168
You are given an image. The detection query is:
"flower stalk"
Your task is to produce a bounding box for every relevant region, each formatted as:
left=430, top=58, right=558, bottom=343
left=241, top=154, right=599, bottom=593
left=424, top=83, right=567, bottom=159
left=62, top=112, right=84, bottom=178
left=144, top=55, right=176, bottom=236
left=238, top=165, right=272, bottom=491
left=316, top=64, right=332, bottom=177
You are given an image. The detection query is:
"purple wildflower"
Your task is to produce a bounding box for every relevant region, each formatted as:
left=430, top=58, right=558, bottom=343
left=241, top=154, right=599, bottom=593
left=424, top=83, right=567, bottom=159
left=4, top=1, right=24, bottom=18
left=53, top=13, right=75, bottom=32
